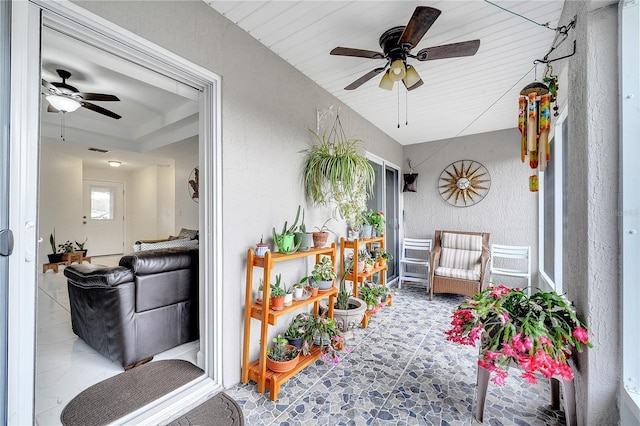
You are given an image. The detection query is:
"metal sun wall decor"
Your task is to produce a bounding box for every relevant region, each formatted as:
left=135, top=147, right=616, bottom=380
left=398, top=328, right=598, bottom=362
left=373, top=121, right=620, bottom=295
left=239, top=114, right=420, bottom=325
left=438, top=160, right=490, bottom=207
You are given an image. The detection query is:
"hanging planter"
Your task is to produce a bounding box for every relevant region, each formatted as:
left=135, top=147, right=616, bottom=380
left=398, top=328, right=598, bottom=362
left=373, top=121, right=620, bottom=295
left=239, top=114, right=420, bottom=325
left=301, top=115, right=374, bottom=227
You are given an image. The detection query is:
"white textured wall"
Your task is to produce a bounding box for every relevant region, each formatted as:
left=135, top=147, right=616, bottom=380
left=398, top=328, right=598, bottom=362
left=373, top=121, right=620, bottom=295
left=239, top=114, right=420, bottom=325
left=402, top=128, right=538, bottom=287
left=128, top=165, right=159, bottom=245
left=558, top=1, right=620, bottom=424
left=37, top=139, right=83, bottom=262
left=173, top=146, right=199, bottom=233
left=73, top=0, right=404, bottom=387
left=156, top=164, right=175, bottom=238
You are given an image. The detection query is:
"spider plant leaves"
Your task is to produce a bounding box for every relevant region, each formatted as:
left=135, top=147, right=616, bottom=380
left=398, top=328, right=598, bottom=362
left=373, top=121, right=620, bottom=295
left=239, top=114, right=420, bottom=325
left=301, top=130, right=375, bottom=210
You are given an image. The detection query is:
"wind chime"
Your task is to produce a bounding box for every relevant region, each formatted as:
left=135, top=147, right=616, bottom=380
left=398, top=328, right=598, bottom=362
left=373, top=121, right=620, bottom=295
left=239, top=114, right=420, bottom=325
left=518, top=79, right=551, bottom=192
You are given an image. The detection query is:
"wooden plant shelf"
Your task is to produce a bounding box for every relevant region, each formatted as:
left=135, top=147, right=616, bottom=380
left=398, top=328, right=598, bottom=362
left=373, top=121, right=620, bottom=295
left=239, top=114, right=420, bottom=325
left=242, top=243, right=337, bottom=401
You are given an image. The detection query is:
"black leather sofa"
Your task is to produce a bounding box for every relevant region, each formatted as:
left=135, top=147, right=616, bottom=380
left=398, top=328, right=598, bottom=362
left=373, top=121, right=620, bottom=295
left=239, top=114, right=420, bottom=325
left=63, top=246, right=199, bottom=368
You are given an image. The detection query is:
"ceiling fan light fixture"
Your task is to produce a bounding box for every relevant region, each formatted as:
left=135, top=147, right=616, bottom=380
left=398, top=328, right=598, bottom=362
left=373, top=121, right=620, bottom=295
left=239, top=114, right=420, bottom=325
left=403, top=65, right=421, bottom=88
left=108, top=160, right=122, bottom=168
left=379, top=70, right=395, bottom=90
left=389, top=59, right=406, bottom=81
left=46, top=94, right=81, bottom=113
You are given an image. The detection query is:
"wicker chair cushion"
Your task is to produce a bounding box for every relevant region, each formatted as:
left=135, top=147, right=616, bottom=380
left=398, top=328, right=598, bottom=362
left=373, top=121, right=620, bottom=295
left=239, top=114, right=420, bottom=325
left=434, top=266, right=481, bottom=281
left=440, top=247, right=482, bottom=270
left=441, top=232, right=483, bottom=251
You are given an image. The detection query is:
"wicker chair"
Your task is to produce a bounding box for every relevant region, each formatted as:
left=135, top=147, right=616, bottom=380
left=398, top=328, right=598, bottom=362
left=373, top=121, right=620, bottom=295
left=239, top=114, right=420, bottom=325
left=429, top=230, right=490, bottom=300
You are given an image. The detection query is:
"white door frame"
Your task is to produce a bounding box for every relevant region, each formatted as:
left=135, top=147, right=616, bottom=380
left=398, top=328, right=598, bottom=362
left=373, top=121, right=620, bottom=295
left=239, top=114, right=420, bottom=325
left=9, top=1, right=223, bottom=423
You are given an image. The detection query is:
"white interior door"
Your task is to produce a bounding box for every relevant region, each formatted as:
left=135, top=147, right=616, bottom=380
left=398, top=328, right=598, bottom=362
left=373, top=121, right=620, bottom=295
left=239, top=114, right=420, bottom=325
left=83, top=179, right=124, bottom=256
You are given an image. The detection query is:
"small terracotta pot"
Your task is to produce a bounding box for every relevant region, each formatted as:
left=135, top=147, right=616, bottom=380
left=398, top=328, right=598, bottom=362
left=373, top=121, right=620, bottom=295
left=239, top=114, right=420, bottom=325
left=308, top=287, right=319, bottom=297
left=271, top=296, right=285, bottom=311
left=312, top=232, right=329, bottom=248
left=266, top=345, right=300, bottom=373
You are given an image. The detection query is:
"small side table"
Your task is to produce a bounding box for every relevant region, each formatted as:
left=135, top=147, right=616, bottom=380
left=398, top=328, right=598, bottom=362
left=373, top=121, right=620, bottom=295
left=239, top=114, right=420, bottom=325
left=62, top=252, right=83, bottom=265
left=42, top=262, right=67, bottom=273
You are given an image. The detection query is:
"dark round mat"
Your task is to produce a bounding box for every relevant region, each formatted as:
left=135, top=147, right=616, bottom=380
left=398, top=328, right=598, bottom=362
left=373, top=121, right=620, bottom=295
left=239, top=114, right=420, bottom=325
left=168, top=392, right=244, bottom=425
left=61, top=359, right=205, bottom=425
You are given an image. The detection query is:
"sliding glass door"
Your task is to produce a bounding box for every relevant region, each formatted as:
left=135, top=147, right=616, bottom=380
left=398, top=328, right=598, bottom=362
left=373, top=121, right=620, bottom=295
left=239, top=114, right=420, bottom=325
left=367, top=156, right=400, bottom=282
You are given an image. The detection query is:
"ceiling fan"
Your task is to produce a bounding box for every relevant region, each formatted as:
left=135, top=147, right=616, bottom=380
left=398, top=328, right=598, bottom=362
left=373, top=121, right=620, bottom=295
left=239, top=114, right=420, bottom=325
left=330, top=6, right=481, bottom=91
left=41, top=69, right=121, bottom=119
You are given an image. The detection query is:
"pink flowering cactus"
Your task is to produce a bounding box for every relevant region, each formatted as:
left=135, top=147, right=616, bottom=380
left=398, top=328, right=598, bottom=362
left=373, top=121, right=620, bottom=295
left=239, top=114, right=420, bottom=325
left=445, top=284, right=592, bottom=386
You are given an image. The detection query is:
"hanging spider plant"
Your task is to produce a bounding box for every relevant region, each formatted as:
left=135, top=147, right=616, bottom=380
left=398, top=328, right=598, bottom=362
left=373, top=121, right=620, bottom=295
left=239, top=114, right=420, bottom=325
left=301, top=120, right=374, bottom=226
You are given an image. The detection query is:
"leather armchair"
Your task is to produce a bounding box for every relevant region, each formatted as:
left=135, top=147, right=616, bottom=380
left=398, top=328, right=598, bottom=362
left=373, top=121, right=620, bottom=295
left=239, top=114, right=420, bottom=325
left=64, top=246, right=199, bottom=368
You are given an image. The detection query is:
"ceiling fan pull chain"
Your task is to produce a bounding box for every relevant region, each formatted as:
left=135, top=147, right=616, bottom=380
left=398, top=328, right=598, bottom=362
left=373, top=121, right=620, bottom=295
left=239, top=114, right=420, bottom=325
left=397, top=84, right=400, bottom=129
left=60, top=113, right=65, bottom=141
left=406, top=89, right=409, bottom=126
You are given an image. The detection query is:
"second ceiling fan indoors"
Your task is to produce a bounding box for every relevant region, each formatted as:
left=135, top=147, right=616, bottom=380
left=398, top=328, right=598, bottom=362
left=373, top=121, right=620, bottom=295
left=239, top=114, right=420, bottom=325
left=330, top=6, right=481, bottom=91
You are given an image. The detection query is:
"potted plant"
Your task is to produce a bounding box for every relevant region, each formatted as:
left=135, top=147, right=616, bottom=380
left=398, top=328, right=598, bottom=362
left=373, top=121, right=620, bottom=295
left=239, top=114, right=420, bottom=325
left=255, top=279, right=264, bottom=305
left=292, top=281, right=305, bottom=299
left=47, top=229, right=63, bottom=263
left=284, top=313, right=308, bottom=349
left=300, top=125, right=374, bottom=235
left=312, top=218, right=334, bottom=248
left=445, top=284, right=592, bottom=386
left=298, top=312, right=348, bottom=364
left=270, top=274, right=286, bottom=311
left=75, top=238, right=88, bottom=257
left=360, top=210, right=374, bottom=239
left=311, top=256, right=337, bottom=290
left=358, top=283, right=383, bottom=314
left=378, top=250, right=392, bottom=266
left=357, top=249, right=370, bottom=272
left=293, top=208, right=314, bottom=252
left=322, top=258, right=367, bottom=340
left=365, top=210, right=386, bottom=236
left=283, top=284, right=293, bottom=307
left=266, top=334, right=300, bottom=373
left=303, top=277, right=319, bottom=297
left=272, top=206, right=301, bottom=254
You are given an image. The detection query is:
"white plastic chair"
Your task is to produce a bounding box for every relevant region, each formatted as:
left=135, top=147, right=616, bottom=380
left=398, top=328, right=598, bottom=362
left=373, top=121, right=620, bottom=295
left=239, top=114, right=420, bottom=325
left=398, top=238, right=432, bottom=289
left=488, top=244, right=531, bottom=289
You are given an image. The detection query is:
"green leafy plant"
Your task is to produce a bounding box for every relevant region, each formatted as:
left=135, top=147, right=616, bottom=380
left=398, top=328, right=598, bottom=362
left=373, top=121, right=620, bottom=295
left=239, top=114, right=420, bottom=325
left=75, top=238, right=87, bottom=251
left=378, top=251, right=393, bottom=262
left=364, top=210, right=386, bottom=234
left=58, top=240, right=74, bottom=254
left=297, top=313, right=348, bottom=364
left=301, top=127, right=374, bottom=228
left=336, top=258, right=352, bottom=310
left=311, top=256, right=337, bottom=281
left=267, top=334, right=300, bottom=362
left=272, top=205, right=302, bottom=254
left=445, top=284, right=592, bottom=386
left=284, top=313, right=308, bottom=340
left=314, top=218, right=335, bottom=234
left=49, top=229, right=58, bottom=254
left=270, top=274, right=286, bottom=297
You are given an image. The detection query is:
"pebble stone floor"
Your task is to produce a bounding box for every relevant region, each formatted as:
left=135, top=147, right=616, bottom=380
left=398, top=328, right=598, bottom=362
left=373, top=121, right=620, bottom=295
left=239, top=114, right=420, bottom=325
left=226, top=285, right=568, bottom=426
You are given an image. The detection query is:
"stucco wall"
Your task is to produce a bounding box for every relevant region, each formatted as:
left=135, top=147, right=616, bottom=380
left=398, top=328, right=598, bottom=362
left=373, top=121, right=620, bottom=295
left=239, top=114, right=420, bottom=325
left=557, top=1, right=620, bottom=424
left=402, top=128, right=538, bottom=288
left=73, top=0, right=404, bottom=387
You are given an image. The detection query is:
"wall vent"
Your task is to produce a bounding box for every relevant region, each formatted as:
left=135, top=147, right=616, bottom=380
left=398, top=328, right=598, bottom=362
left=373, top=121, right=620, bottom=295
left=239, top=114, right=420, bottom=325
left=88, top=147, right=109, bottom=153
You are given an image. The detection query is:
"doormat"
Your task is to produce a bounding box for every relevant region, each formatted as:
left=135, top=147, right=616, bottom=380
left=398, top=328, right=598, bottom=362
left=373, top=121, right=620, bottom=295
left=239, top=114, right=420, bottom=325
left=60, top=359, right=216, bottom=425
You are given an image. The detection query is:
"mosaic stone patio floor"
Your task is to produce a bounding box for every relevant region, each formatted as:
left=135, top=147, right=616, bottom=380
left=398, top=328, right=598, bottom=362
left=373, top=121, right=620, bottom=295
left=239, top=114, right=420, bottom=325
left=227, top=285, right=568, bottom=426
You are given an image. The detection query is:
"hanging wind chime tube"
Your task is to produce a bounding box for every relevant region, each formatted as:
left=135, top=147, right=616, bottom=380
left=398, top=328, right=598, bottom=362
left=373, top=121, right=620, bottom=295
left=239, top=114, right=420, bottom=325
left=518, top=81, right=551, bottom=192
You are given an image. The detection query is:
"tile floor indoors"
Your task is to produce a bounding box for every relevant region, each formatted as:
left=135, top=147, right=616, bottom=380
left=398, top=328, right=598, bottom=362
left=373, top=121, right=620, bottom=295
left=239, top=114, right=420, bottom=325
left=37, top=259, right=567, bottom=426
left=36, top=255, right=199, bottom=426
left=227, top=284, right=568, bottom=426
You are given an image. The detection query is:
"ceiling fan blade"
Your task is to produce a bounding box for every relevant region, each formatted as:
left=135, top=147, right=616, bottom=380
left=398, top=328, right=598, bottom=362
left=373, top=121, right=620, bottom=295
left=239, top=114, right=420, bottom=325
left=405, top=79, right=424, bottom=91
left=42, top=79, right=60, bottom=95
left=416, top=39, right=481, bottom=61
left=330, top=47, right=385, bottom=60
left=81, top=101, right=121, bottom=119
left=399, top=6, right=441, bottom=48
left=78, top=93, right=120, bottom=102
left=344, top=67, right=386, bottom=90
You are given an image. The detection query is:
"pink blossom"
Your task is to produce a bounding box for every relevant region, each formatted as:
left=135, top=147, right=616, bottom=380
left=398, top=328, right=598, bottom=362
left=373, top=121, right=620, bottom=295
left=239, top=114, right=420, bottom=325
left=572, top=327, right=589, bottom=344
left=491, top=369, right=508, bottom=386
left=521, top=371, right=538, bottom=384
left=538, top=335, right=551, bottom=346
left=500, top=312, right=510, bottom=323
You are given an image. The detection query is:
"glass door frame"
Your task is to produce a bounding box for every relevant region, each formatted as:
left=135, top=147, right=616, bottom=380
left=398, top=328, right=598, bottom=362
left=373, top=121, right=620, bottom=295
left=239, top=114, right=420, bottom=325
left=366, top=152, right=402, bottom=284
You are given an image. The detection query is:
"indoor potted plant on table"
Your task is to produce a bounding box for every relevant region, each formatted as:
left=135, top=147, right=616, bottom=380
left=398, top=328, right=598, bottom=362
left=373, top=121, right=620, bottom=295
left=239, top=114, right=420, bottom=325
left=312, top=218, right=334, bottom=248
left=266, top=334, right=300, bottom=373
left=75, top=238, right=88, bottom=257
left=323, top=258, right=367, bottom=340
left=298, top=312, right=349, bottom=364
left=284, top=313, right=308, bottom=349
left=365, top=210, right=386, bottom=237
left=293, top=208, right=314, bottom=252
left=47, top=229, right=63, bottom=263
left=445, top=284, right=592, bottom=386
